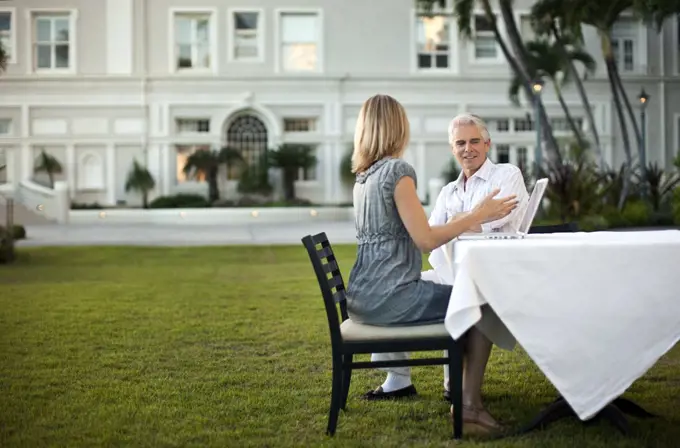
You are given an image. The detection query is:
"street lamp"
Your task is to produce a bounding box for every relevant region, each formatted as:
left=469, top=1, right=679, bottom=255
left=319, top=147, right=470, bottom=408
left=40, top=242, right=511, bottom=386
left=532, top=78, right=545, bottom=174
left=638, top=87, right=649, bottom=174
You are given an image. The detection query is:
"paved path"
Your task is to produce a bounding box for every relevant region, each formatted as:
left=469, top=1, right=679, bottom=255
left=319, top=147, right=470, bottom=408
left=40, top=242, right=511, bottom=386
left=16, top=221, right=358, bottom=247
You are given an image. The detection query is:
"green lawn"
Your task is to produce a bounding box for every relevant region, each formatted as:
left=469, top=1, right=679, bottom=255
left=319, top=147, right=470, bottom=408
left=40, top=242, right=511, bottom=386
left=1, top=246, right=678, bottom=447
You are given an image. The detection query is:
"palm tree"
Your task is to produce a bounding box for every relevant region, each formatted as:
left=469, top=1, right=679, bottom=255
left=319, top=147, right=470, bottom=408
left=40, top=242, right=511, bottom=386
left=0, top=40, right=7, bottom=73
left=509, top=39, right=596, bottom=149
left=528, top=11, right=606, bottom=169
left=34, top=149, right=63, bottom=188
left=417, top=0, right=563, bottom=167
left=532, top=0, right=637, bottom=209
left=183, top=147, right=242, bottom=203
left=268, top=144, right=317, bottom=201
left=124, top=159, right=156, bottom=209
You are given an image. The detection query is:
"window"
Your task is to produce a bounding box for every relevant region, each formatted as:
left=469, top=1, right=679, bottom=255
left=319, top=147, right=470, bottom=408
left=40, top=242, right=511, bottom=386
left=176, top=119, right=210, bottom=133
left=225, top=114, right=268, bottom=180
left=0, top=9, right=15, bottom=64
left=278, top=12, right=320, bottom=72
left=416, top=14, right=451, bottom=69
left=77, top=153, right=105, bottom=190
left=487, top=118, right=509, bottom=132
left=176, top=145, right=209, bottom=183
left=611, top=38, right=634, bottom=72
left=172, top=11, right=214, bottom=71
left=514, top=117, right=534, bottom=132
left=611, top=19, right=637, bottom=73
left=33, top=13, right=72, bottom=71
left=229, top=10, right=262, bottom=61
left=0, top=118, right=11, bottom=135
left=284, top=118, right=317, bottom=132
left=473, top=15, right=497, bottom=60
left=495, top=144, right=510, bottom=163
left=516, top=146, right=528, bottom=172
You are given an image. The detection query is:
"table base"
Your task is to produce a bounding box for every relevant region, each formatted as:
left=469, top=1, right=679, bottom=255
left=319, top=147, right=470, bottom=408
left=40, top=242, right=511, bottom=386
left=513, top=396, right=656, bottom=436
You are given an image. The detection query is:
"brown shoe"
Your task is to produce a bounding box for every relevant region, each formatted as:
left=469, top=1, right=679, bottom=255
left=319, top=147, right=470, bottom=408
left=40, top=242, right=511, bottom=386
left=451, top=404, right=505, bottom=433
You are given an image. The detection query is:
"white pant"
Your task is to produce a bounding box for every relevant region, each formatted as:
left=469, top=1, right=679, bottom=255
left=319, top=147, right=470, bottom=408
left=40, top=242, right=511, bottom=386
left=371, top=269, right=449, bottom=388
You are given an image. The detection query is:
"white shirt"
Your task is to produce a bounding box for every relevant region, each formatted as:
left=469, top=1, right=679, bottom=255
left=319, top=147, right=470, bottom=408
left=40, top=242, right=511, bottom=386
left=427, top=158, right=529, bottom=282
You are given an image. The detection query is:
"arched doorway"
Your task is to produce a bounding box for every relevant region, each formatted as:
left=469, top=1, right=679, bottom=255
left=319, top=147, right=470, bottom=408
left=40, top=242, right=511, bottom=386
left=224, top=114, right=268, bottom=179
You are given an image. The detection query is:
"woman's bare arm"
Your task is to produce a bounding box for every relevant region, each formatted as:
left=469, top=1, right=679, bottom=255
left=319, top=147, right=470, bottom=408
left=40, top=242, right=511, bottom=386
left=394, top=176, right=517, bottom=252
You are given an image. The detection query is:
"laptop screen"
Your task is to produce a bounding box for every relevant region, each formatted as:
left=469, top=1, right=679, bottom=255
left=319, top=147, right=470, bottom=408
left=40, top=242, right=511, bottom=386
left=517, top=178, right=548, bottom=234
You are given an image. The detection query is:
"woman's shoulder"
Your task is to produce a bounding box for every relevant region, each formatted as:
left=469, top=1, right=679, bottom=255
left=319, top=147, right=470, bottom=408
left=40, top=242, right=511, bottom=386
left=382, top=157, right=416, bottom=182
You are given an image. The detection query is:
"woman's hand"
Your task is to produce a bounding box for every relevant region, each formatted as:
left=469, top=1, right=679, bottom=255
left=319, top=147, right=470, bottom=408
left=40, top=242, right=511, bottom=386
left=471, top=188, right=519, bottom=223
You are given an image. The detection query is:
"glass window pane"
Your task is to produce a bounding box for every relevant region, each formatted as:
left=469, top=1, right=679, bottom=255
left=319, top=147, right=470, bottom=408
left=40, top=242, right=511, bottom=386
left=196, top=43, right=210, bottom=68
left=496, top=145, right=510, bottom=163
left=435, top=54, right=448, bottom=68
left=281, top=14, right=316, bottom=43
left=418, top=53, right=432, bottom=68
left=235, top=12, right=258, bottom=30
left=1, top=35, right=11, bottom=58
left=55, top=44, right=69, bottom=68
left=177, top=44, right=192, bottom=68
left=36, top=18, right=51, bottom=42
left=282, top=43, right=316, bottom=71
left=475, top=37, right=496, bottom=58
left=36, top=44, right=51, bottom=68
left=175, top=17, right=192, bottom=44
left=54, top=18, right=69, bottom=42
left=196, top=19, right=209, bottom=43
left=0, top=13, right=10, bottom=32
left=418, top=16, right=448, bottom=50
left=475, top=15, right=493, bottom=32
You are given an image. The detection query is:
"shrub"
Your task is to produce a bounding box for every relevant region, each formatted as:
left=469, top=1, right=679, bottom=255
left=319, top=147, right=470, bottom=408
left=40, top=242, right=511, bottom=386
left=578, top=215, right=609, bottom=232
left=0, top=224, right=25, bottom=240
left=149, top=194, right=210, bottom=209
left=673, top=187, right=680, bottom=225
left=0, top=226, right=16, bottom=264
left=621, top=200, right=651, bottom=227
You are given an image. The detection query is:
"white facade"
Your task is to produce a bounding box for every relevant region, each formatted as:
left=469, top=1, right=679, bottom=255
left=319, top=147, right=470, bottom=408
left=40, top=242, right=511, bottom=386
left=0, top=0, right=679, bottom=207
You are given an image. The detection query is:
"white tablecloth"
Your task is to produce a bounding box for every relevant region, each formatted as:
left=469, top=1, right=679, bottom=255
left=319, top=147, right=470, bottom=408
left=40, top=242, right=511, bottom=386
left=443, top=230, right=680, bottom=421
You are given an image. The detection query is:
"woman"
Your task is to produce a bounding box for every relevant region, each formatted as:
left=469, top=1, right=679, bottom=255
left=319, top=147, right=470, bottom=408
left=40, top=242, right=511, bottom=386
left=346, top=94, right=517, bottom=431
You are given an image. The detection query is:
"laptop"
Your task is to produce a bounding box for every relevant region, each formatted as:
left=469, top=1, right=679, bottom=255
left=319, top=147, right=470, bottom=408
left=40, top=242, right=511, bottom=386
left=457, top=178, right=548, bottom=240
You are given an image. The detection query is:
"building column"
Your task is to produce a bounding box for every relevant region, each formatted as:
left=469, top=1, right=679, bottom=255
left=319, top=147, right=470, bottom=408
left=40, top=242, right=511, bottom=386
left=21, top=105, right=31, bottom=181
left=21, top=144, right=31, bottom=181
left=65, top=144, right=75, bottom=198
left=5, top=148, right=15, bottom=184
left=106, top=144, right=116, bottom=205
left=146, top=144, right=161, bottom=198
left=161, top=144, right=171, bottom=195
left=416, top=142, right=426, bottom=202
left=322, top=142, right=334, bottom=203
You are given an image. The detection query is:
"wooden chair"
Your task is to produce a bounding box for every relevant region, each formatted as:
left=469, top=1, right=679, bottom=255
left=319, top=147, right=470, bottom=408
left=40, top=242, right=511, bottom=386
left=301, top=232, right=465, bottom=439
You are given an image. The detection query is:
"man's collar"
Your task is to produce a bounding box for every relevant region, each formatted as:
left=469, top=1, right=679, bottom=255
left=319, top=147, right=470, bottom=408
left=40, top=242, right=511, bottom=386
left=452, top=158, right=495, bottom=191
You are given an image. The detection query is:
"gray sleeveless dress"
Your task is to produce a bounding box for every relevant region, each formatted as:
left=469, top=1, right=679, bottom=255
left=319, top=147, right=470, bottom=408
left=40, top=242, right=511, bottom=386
left=346, top=157, right=452, bottom=326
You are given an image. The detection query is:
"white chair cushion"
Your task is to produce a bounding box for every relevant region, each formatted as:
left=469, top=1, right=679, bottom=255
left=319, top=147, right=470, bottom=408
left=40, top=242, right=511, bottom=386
left=340, top=319, right=450, bottom=341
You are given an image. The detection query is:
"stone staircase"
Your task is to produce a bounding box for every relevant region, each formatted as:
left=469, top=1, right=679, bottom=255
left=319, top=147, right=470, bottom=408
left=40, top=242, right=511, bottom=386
left=0, top=194, right=53, bottom=226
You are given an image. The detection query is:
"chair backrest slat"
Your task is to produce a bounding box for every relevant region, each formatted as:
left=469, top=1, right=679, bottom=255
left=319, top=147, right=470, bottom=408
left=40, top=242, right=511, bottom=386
left=321, top=259, right=339, bottom=274
left=301, top=232, right=350, bottom=349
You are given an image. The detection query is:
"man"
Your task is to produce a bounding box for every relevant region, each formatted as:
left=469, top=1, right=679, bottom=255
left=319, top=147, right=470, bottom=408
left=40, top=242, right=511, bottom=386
left=362, top=113, right=529, bottom=430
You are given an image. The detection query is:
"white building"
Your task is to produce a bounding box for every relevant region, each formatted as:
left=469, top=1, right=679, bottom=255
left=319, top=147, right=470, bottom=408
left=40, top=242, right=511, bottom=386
left=0, top=0, right=678, bottom=209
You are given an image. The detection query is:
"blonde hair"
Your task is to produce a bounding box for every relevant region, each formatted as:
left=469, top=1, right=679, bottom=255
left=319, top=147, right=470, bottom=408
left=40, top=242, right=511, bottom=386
left=351, top=94, right=410, bottom=173
left=447, top=113, right=491, bottom=146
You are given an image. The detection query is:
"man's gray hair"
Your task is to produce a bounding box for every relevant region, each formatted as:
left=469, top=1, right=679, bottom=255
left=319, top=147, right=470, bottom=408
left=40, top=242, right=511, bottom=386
left=447, top=113, right=491, bottom=145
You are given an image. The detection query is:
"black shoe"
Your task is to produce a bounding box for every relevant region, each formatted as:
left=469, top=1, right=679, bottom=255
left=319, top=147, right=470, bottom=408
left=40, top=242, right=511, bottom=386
left=361, top=385, right=418, bottom=400
left=443, top=389, right=451, bottom=401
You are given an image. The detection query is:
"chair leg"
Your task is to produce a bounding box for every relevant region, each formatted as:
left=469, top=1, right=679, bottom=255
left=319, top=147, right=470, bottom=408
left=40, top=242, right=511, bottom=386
left=449, top=343, right=464, bottom=440
left=327, top=354, right=343, bottom=436
left=341, top=354, right=353, bottom=411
